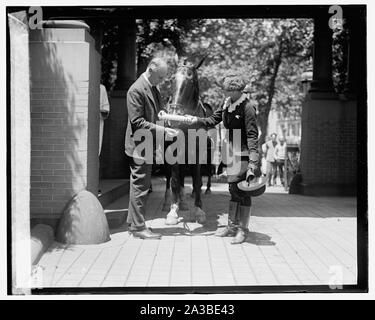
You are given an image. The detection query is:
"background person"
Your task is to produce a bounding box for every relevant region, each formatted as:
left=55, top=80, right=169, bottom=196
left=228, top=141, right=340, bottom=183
left=265, top=133, right=278, bottom=186
left=274, top=136, right=287, bottom=186
left=99, top=84, right=110, bottom=156
left=98, top=84, right=110, bottom=196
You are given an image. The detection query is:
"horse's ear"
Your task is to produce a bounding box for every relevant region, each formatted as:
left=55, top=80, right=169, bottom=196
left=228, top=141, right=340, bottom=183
left=174, top=53, right=179, bottom=65
left=195, top=55, right=207, bottom=69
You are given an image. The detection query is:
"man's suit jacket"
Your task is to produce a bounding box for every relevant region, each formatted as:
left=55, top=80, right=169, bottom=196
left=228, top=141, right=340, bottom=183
left=125, top=74, right=165, bottom=158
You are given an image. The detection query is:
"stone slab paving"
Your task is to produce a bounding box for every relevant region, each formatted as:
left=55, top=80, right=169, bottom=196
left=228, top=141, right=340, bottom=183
left=36, top=177, right=357, bottom=288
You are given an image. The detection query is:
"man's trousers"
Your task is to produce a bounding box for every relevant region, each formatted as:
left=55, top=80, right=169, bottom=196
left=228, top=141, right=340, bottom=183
left=126, top=157, right=153, bottom=231
left=266, top=160, right=277, bottom=186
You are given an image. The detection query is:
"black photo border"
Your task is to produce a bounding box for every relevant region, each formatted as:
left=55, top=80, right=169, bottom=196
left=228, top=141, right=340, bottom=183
left=6, top=4, right=368, bottom=296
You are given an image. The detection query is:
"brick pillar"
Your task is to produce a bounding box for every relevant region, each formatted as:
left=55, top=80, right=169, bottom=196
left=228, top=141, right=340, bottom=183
left=101, top=16, right=136, bottom=179
left=299, top=10, right=357, bottom=196
left=29, top=21, right=101, bottom=227
left=9, top=10, right=32, bottom=294
left=309, top=13, right=334, bottom=94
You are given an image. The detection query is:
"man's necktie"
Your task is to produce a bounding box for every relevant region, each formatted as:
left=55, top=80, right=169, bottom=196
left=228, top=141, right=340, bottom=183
left=151, top=86, right=160, bottom=108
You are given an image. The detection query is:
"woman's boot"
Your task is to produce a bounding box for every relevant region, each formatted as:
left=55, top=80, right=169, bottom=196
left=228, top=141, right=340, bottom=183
left=215, top=201, right=238, bottom=237
left=231, top=206, right=251, bottom=244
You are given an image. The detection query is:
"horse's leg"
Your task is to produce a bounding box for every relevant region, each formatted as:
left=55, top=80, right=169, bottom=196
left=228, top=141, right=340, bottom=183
left=179, top=165, right=185, bottom=187
left=162, top=164, right=172, bottom=211
left=190, top=165, right=196, bottom=198
left=191, top=164, right=206, bottom=224
left=205, top=167, right=212, bottom=194
left=205, top=139, right=212, bottom=194
left=194, top=164, right=203, bottom=208
left=178, top=164, right=189, bottom=211
left=166, top=163, right=181, bottom=225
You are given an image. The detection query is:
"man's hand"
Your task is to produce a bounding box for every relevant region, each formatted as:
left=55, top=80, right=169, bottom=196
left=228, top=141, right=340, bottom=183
left=100, top=111, right=109, bottom=120
left=182, top=115, right=198, bottom=124
left=246, top=169, right=255, bottom=183
left=165, top=127, right=179, bottom=139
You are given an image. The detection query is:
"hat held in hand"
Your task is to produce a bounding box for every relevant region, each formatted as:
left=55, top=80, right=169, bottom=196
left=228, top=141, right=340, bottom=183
left=237, top=176, right=266, bottom=197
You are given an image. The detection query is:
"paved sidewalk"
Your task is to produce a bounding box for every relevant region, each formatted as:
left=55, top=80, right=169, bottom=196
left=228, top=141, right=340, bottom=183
left=36, top=177, right=357, bottom=288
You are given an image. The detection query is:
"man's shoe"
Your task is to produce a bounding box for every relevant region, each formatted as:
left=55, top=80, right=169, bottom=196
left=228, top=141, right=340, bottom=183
left=131, top=228, right=161, bottom=240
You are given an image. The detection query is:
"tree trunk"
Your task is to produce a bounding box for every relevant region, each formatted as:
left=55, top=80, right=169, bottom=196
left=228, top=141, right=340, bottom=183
left=258, top=46, right=283, bottom=148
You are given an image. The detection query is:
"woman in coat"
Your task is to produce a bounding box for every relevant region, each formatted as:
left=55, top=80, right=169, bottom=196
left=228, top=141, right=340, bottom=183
left=186, top=74, right=259, bottom=244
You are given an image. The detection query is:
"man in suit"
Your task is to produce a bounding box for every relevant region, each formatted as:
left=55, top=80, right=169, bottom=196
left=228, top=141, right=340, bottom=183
left=125, top=58, right=178, bottom=239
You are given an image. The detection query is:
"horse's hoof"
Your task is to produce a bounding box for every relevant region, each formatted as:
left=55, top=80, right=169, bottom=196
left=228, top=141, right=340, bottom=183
left=205, top=188, right=211, bottom=195
left=166, top=204, right=179, bottom=225
left=194, top=207, right=206, bottom=224
left=179, top=201, right=189, bottom=211
left=165, top=216, right=179, bottom=225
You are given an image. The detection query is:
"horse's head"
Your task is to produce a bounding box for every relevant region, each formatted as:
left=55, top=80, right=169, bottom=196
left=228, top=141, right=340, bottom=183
left=168, top=56, right=207, bottom=116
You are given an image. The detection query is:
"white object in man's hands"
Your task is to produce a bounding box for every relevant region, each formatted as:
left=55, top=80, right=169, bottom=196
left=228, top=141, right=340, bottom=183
left=183, top=115, right=198, bottom=124
left=165, top=127, right=179, bottom=139
left=158, top=110, right=191, bottom=122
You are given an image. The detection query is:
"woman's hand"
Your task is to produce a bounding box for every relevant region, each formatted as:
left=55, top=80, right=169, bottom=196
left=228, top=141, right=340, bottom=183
left=246, top=169, right=255, bottom=183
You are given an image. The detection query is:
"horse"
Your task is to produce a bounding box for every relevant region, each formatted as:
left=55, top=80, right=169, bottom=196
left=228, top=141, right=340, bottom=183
left=190, top=102, right=215, bottom=196
left=161, top=56, right=212, bottom=225
left=162, top=101, right=214, bottom=207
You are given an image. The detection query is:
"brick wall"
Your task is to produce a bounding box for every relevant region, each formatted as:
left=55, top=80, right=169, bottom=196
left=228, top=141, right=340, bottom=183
left=300, top=96, right=357, bottom=195
left=29, top=25, right=100, bottom=224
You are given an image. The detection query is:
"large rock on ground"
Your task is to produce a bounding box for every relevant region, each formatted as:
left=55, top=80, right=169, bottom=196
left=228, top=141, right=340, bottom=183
left=31, top=224, right=54, bottom=265
left=56, top=190, right=110, bottom=245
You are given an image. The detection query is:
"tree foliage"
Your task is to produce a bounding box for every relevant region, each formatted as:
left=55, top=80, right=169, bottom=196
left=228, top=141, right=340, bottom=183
left=101, top=18, right=318, bottom=146
left=332, top=20, right=348, bottom=93
left=182, top=19, right=313, bottom=145
left=101, top=18, right=202, bottom=92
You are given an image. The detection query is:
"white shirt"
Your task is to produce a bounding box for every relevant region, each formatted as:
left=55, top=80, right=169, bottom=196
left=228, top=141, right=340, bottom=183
left=100, top=84, right=110, bottom=113
left=143, top=72, right=152, bottom=88
left=275, top=143, right=287, bottom=161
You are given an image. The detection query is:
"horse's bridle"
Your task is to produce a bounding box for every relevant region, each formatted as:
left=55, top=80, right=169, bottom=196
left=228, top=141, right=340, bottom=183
left=167, top=63, right=199, bottom=115
left=168, top=102, right=183, bottom=109
left=166, top=100, right=204, bottom=118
